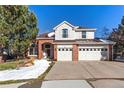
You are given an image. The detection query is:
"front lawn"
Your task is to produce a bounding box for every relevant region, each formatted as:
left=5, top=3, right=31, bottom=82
left=0, top=61, right=19, bottom=71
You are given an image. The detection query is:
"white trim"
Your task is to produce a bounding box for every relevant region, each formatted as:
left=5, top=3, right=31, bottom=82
left=75, top=29, right=97, bottom=31
left=53, top=21, right=75, bottom=30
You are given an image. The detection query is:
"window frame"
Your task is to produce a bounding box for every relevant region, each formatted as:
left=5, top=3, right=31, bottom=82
left=28, top=43, right=38, bottom=56
left=62, top=29, right=68, bottom=38
left=29, top=47, right=38, bottom=56
left=82, top=31, right=86, bottom=38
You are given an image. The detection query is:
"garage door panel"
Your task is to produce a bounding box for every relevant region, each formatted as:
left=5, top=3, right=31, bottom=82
left=57, top=48, right=72, bottom=61
left=78, top=47, right=108, bottom=61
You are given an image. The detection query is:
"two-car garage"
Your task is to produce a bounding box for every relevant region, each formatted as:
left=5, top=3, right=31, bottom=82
left=57, top=45, right=109, bottom=61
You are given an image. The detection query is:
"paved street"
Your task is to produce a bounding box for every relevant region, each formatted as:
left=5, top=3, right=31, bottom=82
left=43, top=61, right=124, bottom=88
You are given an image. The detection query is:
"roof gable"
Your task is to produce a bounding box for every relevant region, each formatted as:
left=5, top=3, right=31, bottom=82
left=53, top=21, right=75, bottom=30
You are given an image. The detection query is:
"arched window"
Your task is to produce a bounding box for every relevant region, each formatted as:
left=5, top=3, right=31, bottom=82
left=62, top=29, right=68, bottom=38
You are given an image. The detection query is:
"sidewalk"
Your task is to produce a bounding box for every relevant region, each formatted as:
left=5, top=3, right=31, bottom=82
left=41, top=80, right=92, bottom=88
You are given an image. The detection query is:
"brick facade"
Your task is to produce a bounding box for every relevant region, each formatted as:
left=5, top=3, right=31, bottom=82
left=37, top=39, right=54, bottom=59
left=30, top=39, right=113, bottom=61
left=108, top=44, right=113, bottom=61
left=72, top=44, right=78, bottom=62
left=53, top=44, right=57, bottom=61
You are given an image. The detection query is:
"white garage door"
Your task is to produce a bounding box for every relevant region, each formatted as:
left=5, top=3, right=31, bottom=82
left=57, top=45, right=72, bottom=61
left=78, top=46, right=108, bottom=61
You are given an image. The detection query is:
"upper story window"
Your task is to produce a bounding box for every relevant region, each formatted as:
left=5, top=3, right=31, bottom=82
left=82, top=31, right=86, bottom=38
left=62, top=29, right=68, bottom=38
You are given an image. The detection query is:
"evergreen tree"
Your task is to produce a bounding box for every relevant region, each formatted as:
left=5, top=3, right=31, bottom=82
left=0, top=6, right=39, bottom=60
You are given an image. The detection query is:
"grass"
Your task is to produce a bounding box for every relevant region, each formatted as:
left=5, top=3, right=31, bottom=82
left=0, top=61, right=19, bottom=71
left=0, top=80, right=29, bottom=85
left=0, top=59, right=34, bottom=71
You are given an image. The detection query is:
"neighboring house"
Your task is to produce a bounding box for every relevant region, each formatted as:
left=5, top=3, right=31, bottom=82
left=28, top=21, right=115, bottom=62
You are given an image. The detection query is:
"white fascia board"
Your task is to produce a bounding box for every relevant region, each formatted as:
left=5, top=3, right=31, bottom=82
left=75, top=28, right=97, bottom=31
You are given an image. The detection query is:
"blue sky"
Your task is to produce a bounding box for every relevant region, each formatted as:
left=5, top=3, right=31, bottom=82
left=29, top=5, right=124, bottom=37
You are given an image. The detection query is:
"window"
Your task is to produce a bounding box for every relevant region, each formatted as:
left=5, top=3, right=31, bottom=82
left=79, top=49, right=82, bottom=51
left=101, top=49, right=104, bottom=51
left=86, top=49, right=89, bottom=51
left=82, top=31, right=86, bottom=38
left=62, top=29, right=68, bottom=38
left=105, top=48, right=108, bottom=51
left=29, top=43, right=38, bottom=55
left=34, top=48, right=38, bottom=55
left=29, top=48, right=33, bottom=55
left=97, top=49, right=100, bottom=51
left=45, top=44, right=50, bottom=48
left=94, top=49, right=96, bottom=51
left=29, top=47, right=37, bottom=55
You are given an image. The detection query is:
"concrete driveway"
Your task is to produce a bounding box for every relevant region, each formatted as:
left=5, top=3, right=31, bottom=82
left=45, top=61, right=124, bottom=80
left=44, top=61, right=124, bottom=88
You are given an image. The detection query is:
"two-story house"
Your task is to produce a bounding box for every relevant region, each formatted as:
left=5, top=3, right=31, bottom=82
left=28, top=21, right=115, bottom=62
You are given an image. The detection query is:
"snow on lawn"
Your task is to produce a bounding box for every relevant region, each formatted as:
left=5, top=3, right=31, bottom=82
left=0, top=59, right=50, bottom=81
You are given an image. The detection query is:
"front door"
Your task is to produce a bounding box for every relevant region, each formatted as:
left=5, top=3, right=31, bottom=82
left=43, top=43, right=53, bottom=59
left=46, top=48, right=50, bottom=58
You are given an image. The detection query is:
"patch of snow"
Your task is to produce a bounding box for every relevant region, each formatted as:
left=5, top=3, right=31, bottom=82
left=48, top=32, right=55, bottom=37
left=100, top=39, right=116, bottom=44
left=0, top=59, right=50, bottom=81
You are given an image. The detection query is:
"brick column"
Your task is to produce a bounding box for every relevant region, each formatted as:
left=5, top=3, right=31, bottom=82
left=108, top=44, right=112, bottom=61
left=54, top=44, right=57, bottom=61
left=72, top=44, right=78, bottom=63
left=38, top=41, right=42, bottom=59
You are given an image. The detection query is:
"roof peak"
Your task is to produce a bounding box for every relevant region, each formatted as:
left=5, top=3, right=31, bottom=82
left=53, top=21, right=75, bottom=30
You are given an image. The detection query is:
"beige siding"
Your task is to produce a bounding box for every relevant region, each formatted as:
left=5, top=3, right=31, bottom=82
left=55, top=23, right=75, bottom=40
left=55, top=22, right=95, bottom=40
left=87, top=32, right=94, bottom=39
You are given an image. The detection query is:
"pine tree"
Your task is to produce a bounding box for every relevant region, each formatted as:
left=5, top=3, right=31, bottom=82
left=0, top=6, right=39, bottom=61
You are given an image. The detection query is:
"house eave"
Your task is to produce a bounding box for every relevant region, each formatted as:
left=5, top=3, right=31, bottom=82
left=75, top=28, right=97, bottom=31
